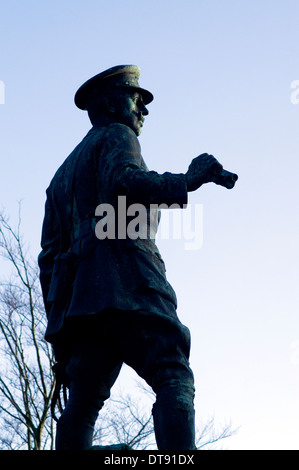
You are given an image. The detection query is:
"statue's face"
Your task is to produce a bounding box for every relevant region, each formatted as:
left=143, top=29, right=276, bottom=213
left=114, top=90, right=149, bottom=136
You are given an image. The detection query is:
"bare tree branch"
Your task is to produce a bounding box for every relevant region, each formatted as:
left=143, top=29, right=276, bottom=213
left=0, top=207, right=55, bottom=449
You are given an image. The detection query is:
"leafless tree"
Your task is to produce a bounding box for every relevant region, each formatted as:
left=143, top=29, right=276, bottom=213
left=92, top=381, right=156, bottom=450
left=0, top=208, right=55, bottom=449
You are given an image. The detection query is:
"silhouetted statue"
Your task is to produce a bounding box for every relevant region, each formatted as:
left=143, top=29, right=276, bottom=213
left=38, top=65, right=238, bottom=450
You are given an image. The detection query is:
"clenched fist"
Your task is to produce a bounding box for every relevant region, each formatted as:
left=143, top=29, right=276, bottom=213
left=185, top=153, right=238, bottom=191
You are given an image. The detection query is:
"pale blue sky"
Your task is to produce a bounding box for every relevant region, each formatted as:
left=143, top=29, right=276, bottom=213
left=1, top=0, right=299, bottom=449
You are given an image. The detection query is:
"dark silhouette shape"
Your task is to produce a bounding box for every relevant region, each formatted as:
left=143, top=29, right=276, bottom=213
left=38, top=65, right=238, bottom=450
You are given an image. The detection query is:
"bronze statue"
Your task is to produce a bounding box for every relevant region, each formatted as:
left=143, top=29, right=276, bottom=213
left=38, top=65, right=238, bottom=450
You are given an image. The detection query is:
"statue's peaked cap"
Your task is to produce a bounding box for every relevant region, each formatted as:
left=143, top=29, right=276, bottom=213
left=74, top=65, right=154, bottom=110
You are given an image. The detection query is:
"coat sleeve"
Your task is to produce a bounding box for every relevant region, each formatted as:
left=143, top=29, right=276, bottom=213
left=114, top=166, right=188, bottom=208
left=98, top=123, right=188, bottom=207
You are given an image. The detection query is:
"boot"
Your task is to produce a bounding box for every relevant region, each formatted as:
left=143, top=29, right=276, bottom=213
left=152, top=389, right=196, bottom=450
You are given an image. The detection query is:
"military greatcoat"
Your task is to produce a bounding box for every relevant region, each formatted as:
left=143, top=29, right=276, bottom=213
left=38, top=123, right=188, bottom=343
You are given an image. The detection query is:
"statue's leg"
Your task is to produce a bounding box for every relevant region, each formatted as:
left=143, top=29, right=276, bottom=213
left=151, top=375, right=196, bottom=450
left=55, top=381, right=104, bottom=450
left=55, top=329, right=122, bottom=450
left=119, top=305, right=196, bottom=450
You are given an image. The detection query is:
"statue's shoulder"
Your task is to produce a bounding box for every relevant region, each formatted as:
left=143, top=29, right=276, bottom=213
left=96, top=123, right=141, bottom=154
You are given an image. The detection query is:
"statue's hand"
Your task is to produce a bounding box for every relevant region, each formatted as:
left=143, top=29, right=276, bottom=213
left=185, top=153, right=238, bottom=191
left=211, top=169, right=238, bottom=189
left=185, top=153, right=223, bottom=191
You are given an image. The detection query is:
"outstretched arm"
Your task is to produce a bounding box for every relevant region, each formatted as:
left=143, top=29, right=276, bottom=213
left=99, top=124, right=238, bottom=207
left=114, top=153, right=238, bottom=206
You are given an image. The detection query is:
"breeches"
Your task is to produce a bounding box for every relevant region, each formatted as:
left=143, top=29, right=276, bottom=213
left=56, top=304, right=196, bottom=450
